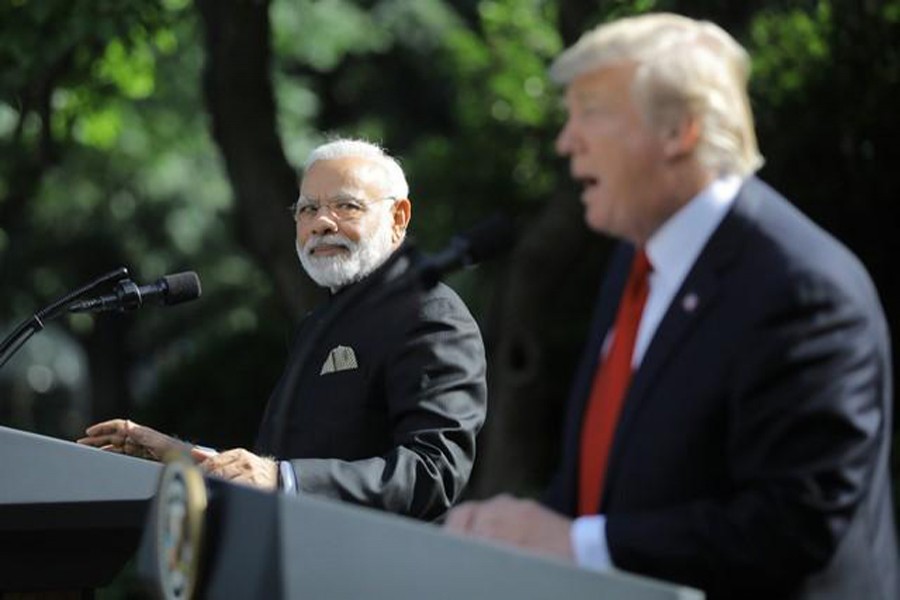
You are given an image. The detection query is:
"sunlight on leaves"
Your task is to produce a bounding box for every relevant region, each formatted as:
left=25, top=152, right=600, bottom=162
left=750, top=3, right=832, bottom=105
left=97, top=39, right=156, bottom=99
left=0, top=103, right=18, bottom=138
left=74, top=105, right=123, bottom=149
left=272, top=0, right=391, bottom=70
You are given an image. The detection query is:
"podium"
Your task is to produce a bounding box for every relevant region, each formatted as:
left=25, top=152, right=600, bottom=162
left=139, top=472, right=704, bottom=599
left=0, top=425, right=161, bottom=593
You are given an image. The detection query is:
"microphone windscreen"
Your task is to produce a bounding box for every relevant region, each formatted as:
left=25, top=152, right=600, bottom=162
left=163, top=271, right=202, bottom=305
left=463, top=214, right=517, bottom=264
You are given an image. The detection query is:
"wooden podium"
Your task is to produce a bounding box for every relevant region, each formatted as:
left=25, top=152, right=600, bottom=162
left=138, top=467, right=704, bottom=600
left=0, top=425, right=161, bottom=594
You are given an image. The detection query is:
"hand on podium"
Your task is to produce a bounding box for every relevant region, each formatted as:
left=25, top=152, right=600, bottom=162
left=192, top=448, right=278, bottom=490
left=78, top=419, right=278, bottom=490
left=444, top=494, right=575, bottom=561
left=77, top=419, right=190, bottom=461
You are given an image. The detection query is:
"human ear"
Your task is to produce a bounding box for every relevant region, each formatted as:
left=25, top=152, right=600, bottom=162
left=391, top=198, right=412, bottom=242
left=662, top=115, right=701, bottom=159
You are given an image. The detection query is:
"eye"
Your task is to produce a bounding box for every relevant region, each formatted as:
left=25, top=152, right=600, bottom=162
left=337, top=201, right=364, bottom=214
left=296, top=204, right=318, bottom=217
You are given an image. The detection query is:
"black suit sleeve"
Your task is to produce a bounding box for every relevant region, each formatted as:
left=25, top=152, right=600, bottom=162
left=286, top=288, right=487, bottom=521
left=606, top=269, right=891, bottom=596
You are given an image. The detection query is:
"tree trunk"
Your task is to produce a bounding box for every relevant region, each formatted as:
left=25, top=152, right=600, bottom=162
left=195, top=0, right=320, bottom=317
left=466, top=0, right=617, bottom=500
left=471, top=187, right=611, bottom=498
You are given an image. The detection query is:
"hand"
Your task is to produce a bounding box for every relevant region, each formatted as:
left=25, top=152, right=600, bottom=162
left=77, top=418, right=186, bottom=461
left=444, top=494, right=575, bottom=561
left=195, top=448, right=277, bottom=491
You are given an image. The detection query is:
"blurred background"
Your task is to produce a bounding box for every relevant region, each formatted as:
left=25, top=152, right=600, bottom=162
left=2, top=0, right=899, bottom=574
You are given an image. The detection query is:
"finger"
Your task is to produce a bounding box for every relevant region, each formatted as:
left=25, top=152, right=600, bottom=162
left=190, top=446, right=217, bottom=463
left=85, top=419, right=127, bottom=436
left=78, top=431, right=126, bottom=447
left=444, top=503, right=477, bottom=533
left=197, top=454, right=229, bottom=473
left=204, top=461, right=237, bottom=479
left=205, top=452, right=253, bottom=478
left=209, top=449, right=248, bottom=468
left=76, top=436, right=106, bottom=447
left=467, top=503, right=510, bottom=539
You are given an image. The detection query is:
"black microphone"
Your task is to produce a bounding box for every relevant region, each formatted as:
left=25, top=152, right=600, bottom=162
left=67, top=271, right=202, bottom=314
left=415, top=214, right=516, bottom=288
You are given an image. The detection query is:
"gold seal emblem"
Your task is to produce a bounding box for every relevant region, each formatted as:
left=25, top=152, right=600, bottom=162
left=154, top=453, right=207, bottom=600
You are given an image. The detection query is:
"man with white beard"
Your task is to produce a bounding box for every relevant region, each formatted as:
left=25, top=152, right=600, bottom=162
left=79, top=139, right=488, bottom=521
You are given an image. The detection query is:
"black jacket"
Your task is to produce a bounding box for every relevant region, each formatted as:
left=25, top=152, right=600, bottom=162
left=256, top=245, right=487, bottom=521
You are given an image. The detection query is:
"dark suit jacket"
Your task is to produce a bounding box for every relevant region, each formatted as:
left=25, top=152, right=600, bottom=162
left=545, top=177, right=899, bottom=599
left=255, top=246, right=487, bottom=521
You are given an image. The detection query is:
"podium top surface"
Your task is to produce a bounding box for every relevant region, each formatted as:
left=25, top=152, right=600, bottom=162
left=195, top=479, right=704, bottom=600
left=0, top=424, right=161, bottom=505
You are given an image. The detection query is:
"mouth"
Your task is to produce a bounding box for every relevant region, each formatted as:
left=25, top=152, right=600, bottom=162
left=308, top=243, right=350, bottom=258
left=575, top=175, right=600, bottom=199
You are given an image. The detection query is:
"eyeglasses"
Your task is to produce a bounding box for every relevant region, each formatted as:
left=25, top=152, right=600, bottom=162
left=289, top=195, right=396, bottom=223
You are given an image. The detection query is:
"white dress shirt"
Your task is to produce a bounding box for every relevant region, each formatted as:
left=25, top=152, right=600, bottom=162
left=571, top=175, right=743, bottom=571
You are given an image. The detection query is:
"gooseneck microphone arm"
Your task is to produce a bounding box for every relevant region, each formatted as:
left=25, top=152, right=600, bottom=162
left=407, top=213, right=516, bottom=290
left=0, top=269, right=201, bottom=372
left=0, top=267, right=130, bottom=371
left=67, top=271, right=202, bottom=314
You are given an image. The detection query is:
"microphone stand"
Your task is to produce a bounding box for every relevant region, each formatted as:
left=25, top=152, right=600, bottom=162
left=0, top=267, right=130, bottom=371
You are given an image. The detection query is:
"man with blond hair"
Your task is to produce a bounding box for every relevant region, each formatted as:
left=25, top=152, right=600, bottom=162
left=80, top=138, right=487, bottom=521
left=446, top=13, right=898, bottom=599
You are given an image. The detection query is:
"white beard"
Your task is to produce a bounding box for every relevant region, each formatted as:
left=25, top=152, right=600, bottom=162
left=297, top=217, right=396, bottom=292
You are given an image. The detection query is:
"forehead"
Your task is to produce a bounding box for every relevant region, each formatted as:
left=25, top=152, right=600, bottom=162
left=300, top=156, right=388, bottom=199
left=562, top=63, right=637, bottom=108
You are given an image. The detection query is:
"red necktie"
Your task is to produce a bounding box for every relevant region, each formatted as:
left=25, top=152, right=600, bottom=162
left=578, top=250, right=652, bottom=515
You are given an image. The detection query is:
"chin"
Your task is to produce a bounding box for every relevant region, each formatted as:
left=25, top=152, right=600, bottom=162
left=583, top=210, right=611, bottom=235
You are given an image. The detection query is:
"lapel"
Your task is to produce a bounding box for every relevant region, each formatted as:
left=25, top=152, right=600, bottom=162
left=558, top=245, right=633, bottom=512
left=254, top=243, right=416, bottom=455
left=569, top=246, right=634, bottom=430
left=600, top=179, right=764, bottom=506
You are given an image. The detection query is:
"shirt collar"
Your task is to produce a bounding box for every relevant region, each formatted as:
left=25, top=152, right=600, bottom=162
left=646, top=175, right=743, bottom=285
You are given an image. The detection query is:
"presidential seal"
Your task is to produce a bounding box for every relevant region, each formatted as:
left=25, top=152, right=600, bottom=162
left=155, top=454, right=207, bottom=600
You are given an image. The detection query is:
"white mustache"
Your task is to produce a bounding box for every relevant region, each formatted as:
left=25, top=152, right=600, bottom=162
left=305, top=234, right=355, bottom=255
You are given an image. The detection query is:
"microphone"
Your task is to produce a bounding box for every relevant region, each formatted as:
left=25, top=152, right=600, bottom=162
left=415, top=214, right=516, bottom=288
left=67, top=271, right=202, bottom=314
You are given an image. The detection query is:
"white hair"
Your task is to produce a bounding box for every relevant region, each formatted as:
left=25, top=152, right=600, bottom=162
left=304, top=138, right=410, bottom=199
left=297, top=137, right=407, bottom=290
left=550, top=12, right=763, bottom=177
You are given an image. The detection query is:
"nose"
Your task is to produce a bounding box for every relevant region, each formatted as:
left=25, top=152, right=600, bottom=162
left=555, top=117, right=578, bottom=156
left=301, top=210, right=339, bottom=237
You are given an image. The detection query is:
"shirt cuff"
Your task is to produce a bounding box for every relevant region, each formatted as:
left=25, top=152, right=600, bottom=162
left=571, top=515, right=613, bottom=571
left=278, top=460, right=298, bottom=494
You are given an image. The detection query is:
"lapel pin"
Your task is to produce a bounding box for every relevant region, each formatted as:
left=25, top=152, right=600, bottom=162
left=682, top=292, right=699, bottom=313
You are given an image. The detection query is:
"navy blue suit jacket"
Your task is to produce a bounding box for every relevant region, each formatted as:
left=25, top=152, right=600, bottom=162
left=545, top=177, right=899, bottom=599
